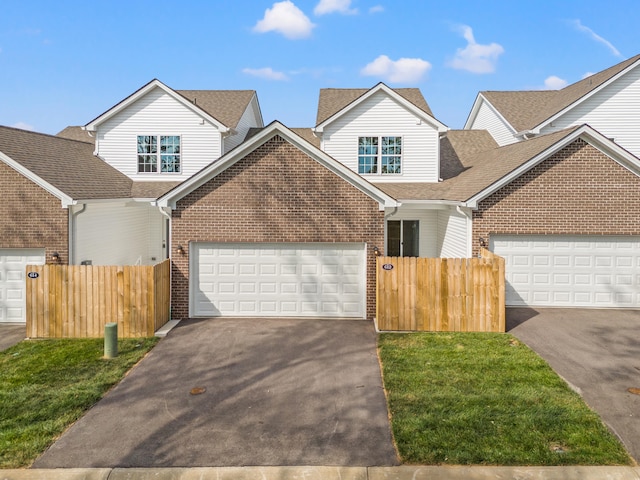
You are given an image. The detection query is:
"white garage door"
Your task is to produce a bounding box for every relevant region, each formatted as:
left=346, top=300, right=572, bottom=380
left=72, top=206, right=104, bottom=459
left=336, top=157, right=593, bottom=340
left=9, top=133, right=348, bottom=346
left=191, top=243, right=367, bottom=318
left=0, top=249, right=45, bottom=323
left=491, top=235, right=640, bottom=307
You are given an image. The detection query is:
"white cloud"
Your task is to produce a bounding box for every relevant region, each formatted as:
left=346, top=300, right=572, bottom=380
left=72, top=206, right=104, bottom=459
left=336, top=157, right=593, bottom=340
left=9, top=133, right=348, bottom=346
left=361, top=55, right=432, bottom=83
left=253, top=1, right=315, bottom=40
left=447, top=25, right=504, bottom=74
left=242, top=67, right=289, bottom=81
left=572, top=20, right=621, bottom=58
left=314, top=0, right=357, bottom=15
left=582, top=71, right=596, bottom=79
left=12, top=122, right=35, bottom=131
left=369, top=5, right=384, bottom=13
left=543, top=75, right=568, bottom=90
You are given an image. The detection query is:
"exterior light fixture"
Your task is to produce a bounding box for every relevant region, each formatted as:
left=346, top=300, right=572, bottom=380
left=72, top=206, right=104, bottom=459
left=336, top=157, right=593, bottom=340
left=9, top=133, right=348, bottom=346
left=176, top=245, right=185, bottom=255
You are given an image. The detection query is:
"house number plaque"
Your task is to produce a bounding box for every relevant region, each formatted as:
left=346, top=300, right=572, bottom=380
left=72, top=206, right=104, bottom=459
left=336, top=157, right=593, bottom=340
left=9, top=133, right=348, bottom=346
left=27, top=272, right=39, bottom=279
left=382, top=264, right=394, bottom=270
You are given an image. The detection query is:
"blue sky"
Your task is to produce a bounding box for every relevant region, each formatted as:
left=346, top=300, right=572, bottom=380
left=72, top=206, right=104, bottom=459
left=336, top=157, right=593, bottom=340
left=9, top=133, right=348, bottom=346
left=1, top=0, right=638, bottom=135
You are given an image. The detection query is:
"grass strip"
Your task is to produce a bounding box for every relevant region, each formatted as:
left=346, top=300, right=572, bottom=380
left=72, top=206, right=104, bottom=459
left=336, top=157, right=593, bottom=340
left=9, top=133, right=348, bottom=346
left=0, top=337, right=159, bottom=468
left=378, top=332, right=631, bottom=465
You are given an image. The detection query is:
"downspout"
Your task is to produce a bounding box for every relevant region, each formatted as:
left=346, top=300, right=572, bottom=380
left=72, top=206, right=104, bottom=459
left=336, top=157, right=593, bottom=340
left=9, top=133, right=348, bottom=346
left=158, top=205, right=173, bottom=322
left=158, top=206, right=172, bottom=259
left=456, top=205, right=474, bottom=258
left=69, top=203, right=87, bottom=265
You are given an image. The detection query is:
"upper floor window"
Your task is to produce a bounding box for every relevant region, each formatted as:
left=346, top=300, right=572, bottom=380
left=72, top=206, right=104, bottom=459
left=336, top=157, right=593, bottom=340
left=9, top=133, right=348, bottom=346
left=358, top=136, right=402, bottom=174
left=137, top=135, right=181, bottom=173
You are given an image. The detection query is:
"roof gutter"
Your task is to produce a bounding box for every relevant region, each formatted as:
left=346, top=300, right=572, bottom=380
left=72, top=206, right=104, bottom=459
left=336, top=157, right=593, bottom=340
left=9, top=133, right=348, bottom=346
left=514, top=129, right=537, bottom=140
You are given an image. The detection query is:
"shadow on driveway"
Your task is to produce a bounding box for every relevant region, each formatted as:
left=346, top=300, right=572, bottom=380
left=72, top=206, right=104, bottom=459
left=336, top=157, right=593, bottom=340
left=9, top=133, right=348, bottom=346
left=33, top=318, right=399, bottom=468
left=508, top=308, right=640, bottom=462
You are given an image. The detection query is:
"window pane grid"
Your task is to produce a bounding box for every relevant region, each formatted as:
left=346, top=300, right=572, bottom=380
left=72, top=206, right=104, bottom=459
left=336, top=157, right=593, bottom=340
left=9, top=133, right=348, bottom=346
left=137, top=135, right=180, bottom=173
left=358, top=136, right=401, bottom=175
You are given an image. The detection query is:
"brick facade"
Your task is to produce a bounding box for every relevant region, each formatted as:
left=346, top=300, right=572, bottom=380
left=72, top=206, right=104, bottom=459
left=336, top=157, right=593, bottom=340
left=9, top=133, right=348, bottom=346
left=0, top=161, right=68, bottom=263
left=472, top=139, right=640, bottom=255
left=171, top=135, right=385, bottom=320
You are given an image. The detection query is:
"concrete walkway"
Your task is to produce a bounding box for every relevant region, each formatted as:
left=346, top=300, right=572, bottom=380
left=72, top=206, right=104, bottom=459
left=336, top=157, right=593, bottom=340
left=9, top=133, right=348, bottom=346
left=5, top=466, right=640, bottom=479
left=34, top=318, right=398, bottom=468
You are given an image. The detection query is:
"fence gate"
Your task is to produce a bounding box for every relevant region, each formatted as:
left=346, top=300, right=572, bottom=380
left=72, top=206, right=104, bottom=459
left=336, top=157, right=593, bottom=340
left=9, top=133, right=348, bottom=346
left=376, top=249, right=505, bottom=332
left=25, top=260, right=170, bottom=338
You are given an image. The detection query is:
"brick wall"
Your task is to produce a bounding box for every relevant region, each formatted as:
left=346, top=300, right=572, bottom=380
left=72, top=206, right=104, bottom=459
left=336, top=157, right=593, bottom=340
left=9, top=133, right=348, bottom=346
left=472, top=139, right=640, bottom=255
left=171, top=135, right=385, bottom=320
left=0, top=162, right=68, bottom=263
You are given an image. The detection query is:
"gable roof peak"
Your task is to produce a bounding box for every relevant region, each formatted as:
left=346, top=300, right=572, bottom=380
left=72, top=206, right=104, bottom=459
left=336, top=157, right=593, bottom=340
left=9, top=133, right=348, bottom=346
left=475, top=53, right=640, bottom=132
left=315, top=84, right=441, bottom=129
left=84, top=79, right=261, bottom=132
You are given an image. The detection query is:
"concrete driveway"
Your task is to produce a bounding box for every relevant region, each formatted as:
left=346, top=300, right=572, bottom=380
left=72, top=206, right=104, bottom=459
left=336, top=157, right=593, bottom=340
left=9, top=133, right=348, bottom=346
left=33, top=318, right=399, bottom=468
left=508, top=308, right=640, bottom=462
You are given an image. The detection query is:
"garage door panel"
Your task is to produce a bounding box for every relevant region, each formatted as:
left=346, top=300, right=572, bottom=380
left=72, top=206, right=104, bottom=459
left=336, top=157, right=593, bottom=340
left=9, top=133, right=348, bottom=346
left=492, top=235, right=640, bottom=308
left=0, top=249, right=46, bottom=323
left=191, top=243, right=366, bottom=318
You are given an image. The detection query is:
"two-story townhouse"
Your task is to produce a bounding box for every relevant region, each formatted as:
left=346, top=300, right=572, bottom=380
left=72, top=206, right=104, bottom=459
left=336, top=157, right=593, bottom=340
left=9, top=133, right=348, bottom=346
left=66, top=79, right=263, bottom=267
left=464, top=54, right=640, bottom=155
left=4, top=63, right=640, bottom=325
left=311, top=84, right=474, bottom=258
left=0, top=79, right=263, bottom=323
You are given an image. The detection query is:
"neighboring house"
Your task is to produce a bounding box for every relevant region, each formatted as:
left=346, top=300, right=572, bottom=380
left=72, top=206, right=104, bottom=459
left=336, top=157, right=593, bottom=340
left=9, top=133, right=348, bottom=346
left=0, top=80, right=263, bottom=323
left=464, top=54, right=640, bottom=156
left=2, top=63, right=640, bottom=324
left=0, top=126, right=132, bottom=322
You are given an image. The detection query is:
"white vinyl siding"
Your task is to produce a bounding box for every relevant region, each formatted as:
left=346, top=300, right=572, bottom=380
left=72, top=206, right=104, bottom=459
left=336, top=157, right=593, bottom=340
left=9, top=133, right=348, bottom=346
left=436, top=208, right=470, bottom=258
left=492, top=235, right=640, bottom=307
left=95, top=87, right=222, bottom=180
left=322, top=91, right=440, bottom=182
left=540, top=65, right=640, bottom=157
left=224, top=94, right=263, bottom=153
left=467, top=99, right=518, bottom=146
left=0, top=249, right=45, bottom=323
left=385, top=208, right=438, bottom=257
left=73, top=203, right=165, bottom=266
left=191, top=243, right=366, bottom=318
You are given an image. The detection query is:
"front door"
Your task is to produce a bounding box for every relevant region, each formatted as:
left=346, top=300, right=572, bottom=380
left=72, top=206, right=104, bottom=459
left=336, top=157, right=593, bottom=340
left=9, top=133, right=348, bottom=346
left=387, top=220, right=419, bottom=257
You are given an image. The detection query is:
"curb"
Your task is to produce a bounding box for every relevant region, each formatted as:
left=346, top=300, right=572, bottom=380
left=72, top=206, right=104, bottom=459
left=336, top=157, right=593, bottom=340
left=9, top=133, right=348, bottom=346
left=2, top=466, right=640, bottom=480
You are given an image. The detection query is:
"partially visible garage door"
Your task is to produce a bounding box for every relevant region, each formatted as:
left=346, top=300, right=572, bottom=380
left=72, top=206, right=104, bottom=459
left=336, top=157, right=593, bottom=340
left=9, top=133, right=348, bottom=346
left=491, top=235, right=640, bottom=307
left=191, top=243, right=366, bottom=317
left=0, top=249, right=45, bottom=323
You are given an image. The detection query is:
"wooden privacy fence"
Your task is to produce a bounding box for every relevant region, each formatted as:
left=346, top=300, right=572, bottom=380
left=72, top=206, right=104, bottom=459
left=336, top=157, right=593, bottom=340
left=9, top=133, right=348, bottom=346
left=26, top=259, right=170, bottom=338
left=376, top=248, right=505, bottom=332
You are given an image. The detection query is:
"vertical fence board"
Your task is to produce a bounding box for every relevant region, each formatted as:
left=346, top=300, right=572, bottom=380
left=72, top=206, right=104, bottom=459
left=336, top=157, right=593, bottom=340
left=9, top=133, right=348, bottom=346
left=25, top=260, right=171, bottom=338
left=376, top=253, right=505, bottom=332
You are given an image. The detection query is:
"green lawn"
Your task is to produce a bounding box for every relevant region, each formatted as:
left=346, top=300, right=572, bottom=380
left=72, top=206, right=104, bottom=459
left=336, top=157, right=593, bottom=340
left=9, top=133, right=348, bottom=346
left=378, top=332, right=632, bottom=466
left=0, top=337, right=159, bottom=468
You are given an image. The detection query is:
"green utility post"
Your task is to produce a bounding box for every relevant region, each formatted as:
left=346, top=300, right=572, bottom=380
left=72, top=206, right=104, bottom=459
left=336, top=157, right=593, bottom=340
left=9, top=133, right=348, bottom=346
left=104, top=322, right=118, bottom=359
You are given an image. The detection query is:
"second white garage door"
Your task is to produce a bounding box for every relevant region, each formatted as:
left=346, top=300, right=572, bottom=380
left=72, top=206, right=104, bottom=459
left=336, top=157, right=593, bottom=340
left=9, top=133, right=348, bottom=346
left=491, top=235, right=640, bottom=307
left=0, top=249, right=45, bottom=323
left=191, top=243, right=366, bottom=318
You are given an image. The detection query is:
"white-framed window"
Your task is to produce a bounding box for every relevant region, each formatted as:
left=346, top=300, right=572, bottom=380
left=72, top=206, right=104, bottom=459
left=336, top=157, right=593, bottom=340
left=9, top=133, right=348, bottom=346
left=137, top=135, right=181, bottom=173
left=358, top=136, right=402, bottom=174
